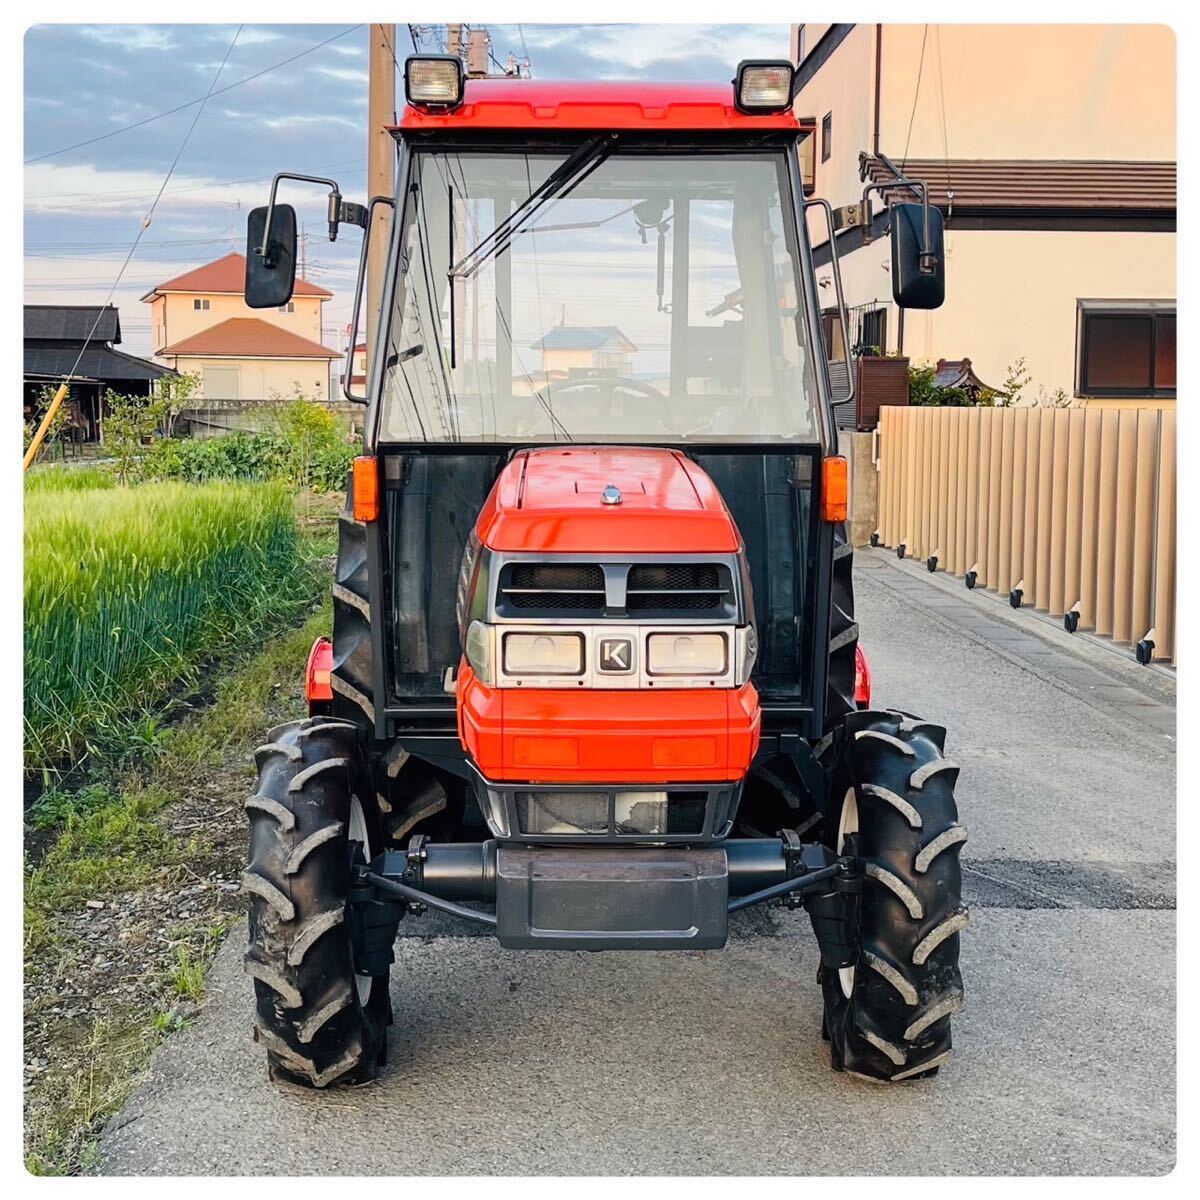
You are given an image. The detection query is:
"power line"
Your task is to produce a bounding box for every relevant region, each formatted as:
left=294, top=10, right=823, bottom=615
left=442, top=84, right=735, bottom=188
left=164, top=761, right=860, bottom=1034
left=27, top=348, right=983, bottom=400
left=26, top=157, right=363, bottom=205
left=901, top=24, right=929, bottom=169
left=54, top=26, right=243, bottom=393
left=25, top=24, right=363, bottom=165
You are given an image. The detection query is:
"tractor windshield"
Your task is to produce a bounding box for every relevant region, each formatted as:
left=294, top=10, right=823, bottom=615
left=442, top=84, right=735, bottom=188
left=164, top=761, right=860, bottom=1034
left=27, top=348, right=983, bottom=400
left=377, top=147, right=821, bottom=444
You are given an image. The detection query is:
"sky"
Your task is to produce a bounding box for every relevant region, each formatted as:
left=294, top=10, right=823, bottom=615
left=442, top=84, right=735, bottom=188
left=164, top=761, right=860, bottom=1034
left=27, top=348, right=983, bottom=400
left=23, top=22, right=789, bottom=359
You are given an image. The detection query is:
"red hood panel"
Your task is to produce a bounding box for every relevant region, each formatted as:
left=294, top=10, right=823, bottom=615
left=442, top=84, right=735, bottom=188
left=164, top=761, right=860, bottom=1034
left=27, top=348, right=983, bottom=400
left=476, top=447, right=740, bottom=554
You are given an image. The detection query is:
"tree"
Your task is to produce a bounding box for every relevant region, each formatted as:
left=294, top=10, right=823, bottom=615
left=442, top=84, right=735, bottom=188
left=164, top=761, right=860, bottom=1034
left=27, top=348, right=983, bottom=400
left=103, top=373, right=200, bottom=484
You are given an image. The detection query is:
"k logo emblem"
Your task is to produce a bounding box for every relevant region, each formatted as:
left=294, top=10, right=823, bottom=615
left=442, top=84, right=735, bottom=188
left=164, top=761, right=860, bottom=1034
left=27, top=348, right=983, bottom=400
left=598, top=637, right=634, bottom=673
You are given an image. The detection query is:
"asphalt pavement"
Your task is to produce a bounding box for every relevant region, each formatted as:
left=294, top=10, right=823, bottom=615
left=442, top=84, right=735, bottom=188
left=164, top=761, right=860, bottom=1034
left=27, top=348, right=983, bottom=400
left=96, top=551, right=1176, bottom=1176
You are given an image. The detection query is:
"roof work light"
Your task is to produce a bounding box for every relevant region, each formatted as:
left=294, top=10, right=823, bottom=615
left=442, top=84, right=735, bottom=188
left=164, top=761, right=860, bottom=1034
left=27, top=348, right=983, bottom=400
left=734, top=60, right=796, bottom=113
left=405, top=55, right=465, bottom=109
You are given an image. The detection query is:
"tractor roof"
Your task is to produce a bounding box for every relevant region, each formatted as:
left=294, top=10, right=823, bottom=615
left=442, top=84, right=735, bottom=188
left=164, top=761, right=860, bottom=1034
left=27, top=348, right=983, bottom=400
left=395, top=79, right=808, bottom=134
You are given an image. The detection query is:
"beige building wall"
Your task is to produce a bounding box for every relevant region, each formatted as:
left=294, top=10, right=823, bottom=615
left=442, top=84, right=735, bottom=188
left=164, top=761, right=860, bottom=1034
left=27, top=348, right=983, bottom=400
left=898, top=229, right=1176, bottom=408
left=170, top=355, right=332, bottom=403
left=540, top=346, right=631, bottom=374
left=151, top=291, right=324, bottom=354
left=797, top=24, right=877, bottom=249
left=878, top=24, right=1176, bottom=160
left=815, top=226, right=1176, bottom=406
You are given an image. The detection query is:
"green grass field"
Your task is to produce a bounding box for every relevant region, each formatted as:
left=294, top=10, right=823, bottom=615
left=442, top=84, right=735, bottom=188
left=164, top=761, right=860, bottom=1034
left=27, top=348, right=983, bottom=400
left=24, top=478, right=301, bottom=774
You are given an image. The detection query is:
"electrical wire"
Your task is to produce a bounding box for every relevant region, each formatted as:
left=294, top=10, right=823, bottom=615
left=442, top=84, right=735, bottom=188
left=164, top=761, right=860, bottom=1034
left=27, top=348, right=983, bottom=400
left=900, top=24, right=929, bottom=170
left=25, top=25, right=362, bottom=164
left=932, top=26, right=953, bottom=211
left=51, top=26, right=243, bottom=397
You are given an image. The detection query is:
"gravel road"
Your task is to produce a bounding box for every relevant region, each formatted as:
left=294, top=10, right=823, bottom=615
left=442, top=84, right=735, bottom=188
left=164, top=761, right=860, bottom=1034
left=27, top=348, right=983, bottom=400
left=96, top=552, right=1176, bottom=1175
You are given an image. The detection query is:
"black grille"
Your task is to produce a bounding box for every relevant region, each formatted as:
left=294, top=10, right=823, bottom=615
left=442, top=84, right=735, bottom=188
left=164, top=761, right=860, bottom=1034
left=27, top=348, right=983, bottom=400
left=626, top=563, right=731, bottom=613
left=500, top=563, right=606, bottom=612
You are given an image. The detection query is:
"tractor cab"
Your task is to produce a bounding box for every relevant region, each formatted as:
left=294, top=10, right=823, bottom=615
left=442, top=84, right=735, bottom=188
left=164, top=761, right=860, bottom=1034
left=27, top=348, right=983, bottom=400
left=240, top=59, right=964, bottom=1092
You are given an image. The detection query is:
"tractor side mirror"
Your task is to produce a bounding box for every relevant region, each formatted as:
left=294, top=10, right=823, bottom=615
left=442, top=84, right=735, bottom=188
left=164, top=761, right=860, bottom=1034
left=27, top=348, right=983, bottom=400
left=890, top=201, right=945, bottom=310
left=245, top=203, right=297, bottom=309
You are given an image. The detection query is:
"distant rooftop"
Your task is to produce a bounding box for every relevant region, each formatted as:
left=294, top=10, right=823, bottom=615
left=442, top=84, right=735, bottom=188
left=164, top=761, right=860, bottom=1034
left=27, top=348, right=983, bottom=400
left=25, top=304, right=121, bottom=344
left=142, top=251, right=332, bottom=299
left=531, top=324, right=636, bottom=352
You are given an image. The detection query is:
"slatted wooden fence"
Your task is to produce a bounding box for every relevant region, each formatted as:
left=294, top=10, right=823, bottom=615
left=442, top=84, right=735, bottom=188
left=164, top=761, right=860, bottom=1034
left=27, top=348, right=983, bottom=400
left=875, top=405, right=1176, bottom=663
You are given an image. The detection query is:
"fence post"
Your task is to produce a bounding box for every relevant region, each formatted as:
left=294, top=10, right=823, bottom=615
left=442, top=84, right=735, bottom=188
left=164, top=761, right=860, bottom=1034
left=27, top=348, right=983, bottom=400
left=1048, top=408, right=1072, bottom=617
left=1079, top=410, right=1103, bottom=629
left=1153, top=410, right=1176, bottom=662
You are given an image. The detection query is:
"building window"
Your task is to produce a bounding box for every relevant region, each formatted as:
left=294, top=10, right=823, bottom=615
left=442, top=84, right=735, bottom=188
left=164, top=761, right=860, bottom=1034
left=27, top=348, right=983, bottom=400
left=278, top=301, right=295, bottom=313
left=193, top=298, right=210, bottom=311
left=821, top=112, right=832, bottom=162
left=1077, top=301, right=1175, bottom=397
left=796, top=24, right=806, bottom=64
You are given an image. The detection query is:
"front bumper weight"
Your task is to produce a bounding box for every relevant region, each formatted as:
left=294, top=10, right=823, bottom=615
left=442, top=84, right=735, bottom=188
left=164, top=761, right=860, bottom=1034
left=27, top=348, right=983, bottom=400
left=349, top=837, right=859, bottom=953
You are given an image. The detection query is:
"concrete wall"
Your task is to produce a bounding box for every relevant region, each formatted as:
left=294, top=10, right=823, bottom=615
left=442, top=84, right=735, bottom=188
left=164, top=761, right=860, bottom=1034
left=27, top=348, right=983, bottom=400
left=838, top=429, right=879, bottom=547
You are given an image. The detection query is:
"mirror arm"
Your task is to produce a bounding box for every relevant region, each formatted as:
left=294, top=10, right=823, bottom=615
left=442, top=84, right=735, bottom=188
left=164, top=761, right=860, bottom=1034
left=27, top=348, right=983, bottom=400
left=857, top=155, right=937, bottom=274
left=344, top=195, right=396, bottom=404
left=805, top=196, right=854, bottom=412
left=259, top=172, right=344, bottom=264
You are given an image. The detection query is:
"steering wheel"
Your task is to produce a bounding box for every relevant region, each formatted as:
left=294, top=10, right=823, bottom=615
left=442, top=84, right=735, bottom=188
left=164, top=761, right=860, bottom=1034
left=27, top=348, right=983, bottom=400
left=548, top=375, right=674, bottom=434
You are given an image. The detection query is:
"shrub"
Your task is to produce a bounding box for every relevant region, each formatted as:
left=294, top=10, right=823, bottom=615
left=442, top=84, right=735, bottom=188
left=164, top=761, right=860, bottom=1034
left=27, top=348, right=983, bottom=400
left=137, top=398, right=355, bottom=493
left=908, top=365, right=971, bottom=408
left=24, top=480, right=300, bottom=773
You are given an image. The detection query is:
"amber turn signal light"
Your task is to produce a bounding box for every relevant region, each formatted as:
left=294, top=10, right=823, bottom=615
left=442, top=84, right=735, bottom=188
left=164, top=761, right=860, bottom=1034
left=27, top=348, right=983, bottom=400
left=821, top=455, right=848, bottom=522
left=353, top=455, right=380, bottom=522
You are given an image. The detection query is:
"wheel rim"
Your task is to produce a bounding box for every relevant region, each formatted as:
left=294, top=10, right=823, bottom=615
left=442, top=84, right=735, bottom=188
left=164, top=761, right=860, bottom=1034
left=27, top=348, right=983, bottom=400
left=347, top=795, right=374, bottom=1007
left=836, top=785, right=859, bottom=999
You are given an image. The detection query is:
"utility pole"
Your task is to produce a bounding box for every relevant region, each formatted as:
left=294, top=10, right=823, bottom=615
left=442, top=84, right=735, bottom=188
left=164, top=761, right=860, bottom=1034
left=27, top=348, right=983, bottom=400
left=366, top=24, right=396, bottom=363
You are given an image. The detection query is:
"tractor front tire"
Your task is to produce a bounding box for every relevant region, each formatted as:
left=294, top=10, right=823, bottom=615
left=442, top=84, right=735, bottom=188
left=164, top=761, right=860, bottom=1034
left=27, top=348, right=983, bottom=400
left=243, top=717, right=389, bottom=1088
left=821, top=710, right=968, bottom=1081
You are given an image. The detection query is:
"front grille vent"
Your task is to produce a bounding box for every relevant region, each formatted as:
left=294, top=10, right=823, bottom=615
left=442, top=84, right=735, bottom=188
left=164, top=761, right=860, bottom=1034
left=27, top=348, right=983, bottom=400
left=626, top=563, right=731, bottom=613
left=500, top=563, right=606, bottom=613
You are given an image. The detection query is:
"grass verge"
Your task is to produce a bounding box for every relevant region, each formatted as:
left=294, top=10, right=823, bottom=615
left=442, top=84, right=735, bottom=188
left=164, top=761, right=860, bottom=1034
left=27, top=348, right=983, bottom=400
left=24, top=492, right=341, bottom=1175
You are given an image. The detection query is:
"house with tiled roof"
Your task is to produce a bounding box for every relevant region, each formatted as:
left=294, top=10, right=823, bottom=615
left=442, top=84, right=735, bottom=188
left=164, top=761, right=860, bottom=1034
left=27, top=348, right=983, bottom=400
left=792, top=23, right=1175, bottom=409
left=531, top=323, right=636, bottom=377
left=141, top=251, right=338, bottom=407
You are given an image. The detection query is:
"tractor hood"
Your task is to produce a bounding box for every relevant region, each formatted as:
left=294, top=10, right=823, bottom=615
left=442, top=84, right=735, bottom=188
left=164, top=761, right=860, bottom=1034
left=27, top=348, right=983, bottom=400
left=474, top=447, right=741, bottom=555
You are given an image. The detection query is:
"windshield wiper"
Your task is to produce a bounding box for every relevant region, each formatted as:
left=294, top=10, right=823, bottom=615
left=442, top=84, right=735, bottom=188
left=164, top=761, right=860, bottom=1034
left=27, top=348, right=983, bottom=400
left=448, top=133, right=618, bottom=280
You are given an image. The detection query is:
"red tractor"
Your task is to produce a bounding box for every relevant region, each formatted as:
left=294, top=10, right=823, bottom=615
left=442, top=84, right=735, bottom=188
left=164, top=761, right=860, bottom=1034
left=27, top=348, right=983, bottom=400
left=242, top=58, right=965, bottom=1089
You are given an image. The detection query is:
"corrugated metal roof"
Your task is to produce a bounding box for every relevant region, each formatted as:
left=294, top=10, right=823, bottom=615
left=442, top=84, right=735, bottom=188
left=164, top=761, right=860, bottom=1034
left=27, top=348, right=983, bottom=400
left=867, top=159, right=1176, bottom=211
left=146, top=251, right=332, bottom=298
left=24, top=345, right=172, bottom=382
left=160, top=316, right=338, bottom=359
left=24, top=304, right=121, bottom=343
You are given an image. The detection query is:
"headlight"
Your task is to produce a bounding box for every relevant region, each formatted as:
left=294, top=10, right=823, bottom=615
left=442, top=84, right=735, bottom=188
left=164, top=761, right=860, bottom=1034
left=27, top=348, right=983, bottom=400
left=464, top=621, right=495, bottom=684
left=646, top=632, right=727, bottom=676
left=503, top=632, right=584, bottom=676
left=404, top=55, right=465, bottom=108
left=734, top=60, right=795, bottom=113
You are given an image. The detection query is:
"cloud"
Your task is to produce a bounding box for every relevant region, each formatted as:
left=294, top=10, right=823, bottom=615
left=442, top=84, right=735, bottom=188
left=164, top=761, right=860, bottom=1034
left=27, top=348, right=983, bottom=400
left=78, top=26, right=176, bottom=52
left=261, top=114, right=363, bottom=132
left=24, top=162, right=257, bottom=216
left=314, top=65, right=369, bottom=84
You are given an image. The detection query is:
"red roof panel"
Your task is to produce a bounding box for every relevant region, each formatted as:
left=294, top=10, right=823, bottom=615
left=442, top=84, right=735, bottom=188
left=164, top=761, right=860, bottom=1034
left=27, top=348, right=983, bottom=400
left=160, top=317, right=338, bottom=359
left=149, top=251, right=332, bottom=297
